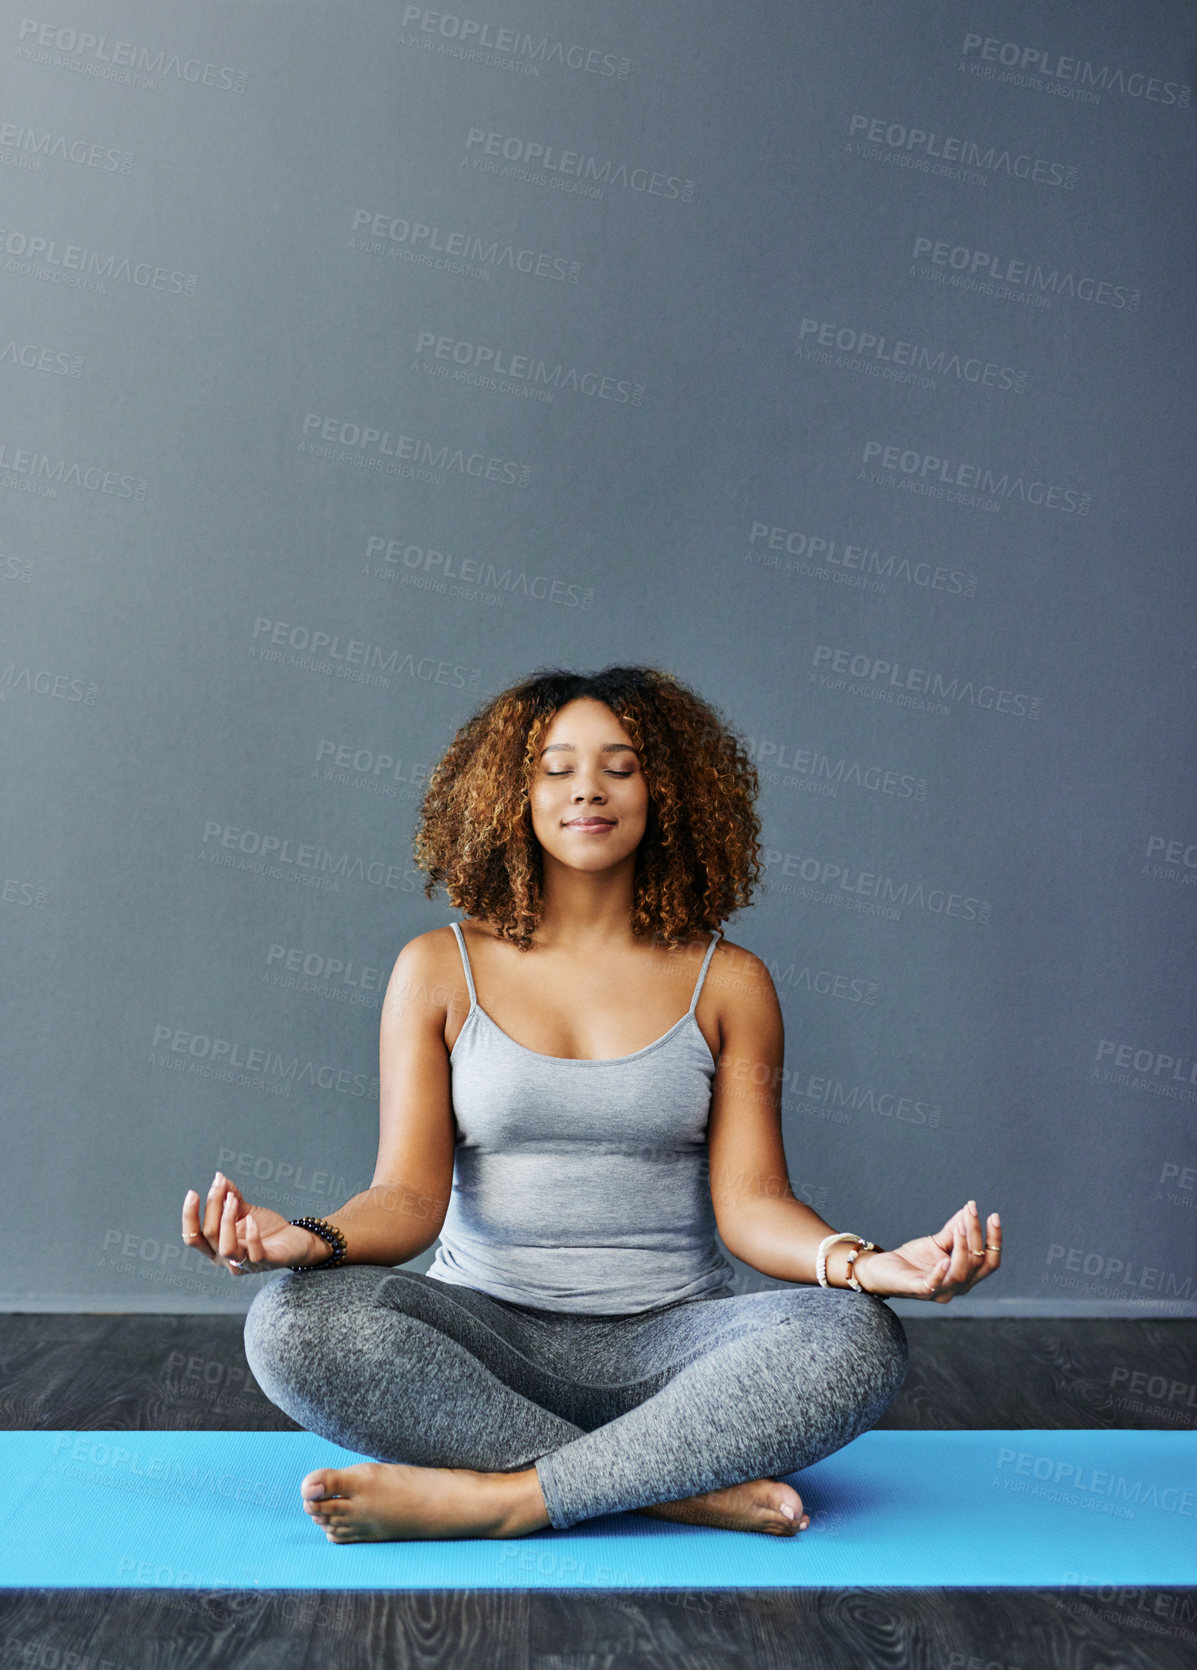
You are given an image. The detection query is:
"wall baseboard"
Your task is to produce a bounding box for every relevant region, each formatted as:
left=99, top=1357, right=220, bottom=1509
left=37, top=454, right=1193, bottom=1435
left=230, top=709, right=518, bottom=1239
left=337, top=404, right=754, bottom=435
left=0, top=1294, right=1194, bottom=1319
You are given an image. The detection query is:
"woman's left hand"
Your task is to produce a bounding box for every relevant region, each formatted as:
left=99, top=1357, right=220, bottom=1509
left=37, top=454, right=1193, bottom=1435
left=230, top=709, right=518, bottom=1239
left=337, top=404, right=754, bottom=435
left=853, top=1200, right=1001, bottom=1303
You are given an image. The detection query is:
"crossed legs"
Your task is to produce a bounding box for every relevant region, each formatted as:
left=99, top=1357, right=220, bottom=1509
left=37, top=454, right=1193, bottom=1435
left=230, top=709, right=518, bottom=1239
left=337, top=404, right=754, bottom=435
left=242, top=1266, right=908, bottom=1541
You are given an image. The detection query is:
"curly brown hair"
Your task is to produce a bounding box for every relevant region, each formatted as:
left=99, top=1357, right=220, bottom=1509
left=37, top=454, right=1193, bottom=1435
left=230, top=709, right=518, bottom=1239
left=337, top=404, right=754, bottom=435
left=411, top=665, right=762, bottom=950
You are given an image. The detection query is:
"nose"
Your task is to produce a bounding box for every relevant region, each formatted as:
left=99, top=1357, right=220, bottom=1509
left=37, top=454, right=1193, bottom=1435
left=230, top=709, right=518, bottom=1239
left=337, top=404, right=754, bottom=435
left=570, top=765, right=607, bottom=800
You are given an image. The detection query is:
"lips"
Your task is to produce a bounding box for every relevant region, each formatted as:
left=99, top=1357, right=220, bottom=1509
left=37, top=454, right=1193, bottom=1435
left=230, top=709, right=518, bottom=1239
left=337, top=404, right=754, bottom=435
left=564, top=818, right=615, bottom=828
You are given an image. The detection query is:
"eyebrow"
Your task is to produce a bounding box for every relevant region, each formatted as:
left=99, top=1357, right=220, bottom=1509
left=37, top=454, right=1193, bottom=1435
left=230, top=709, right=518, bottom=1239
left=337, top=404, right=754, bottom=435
left=539, top=742, right=638, bottom=756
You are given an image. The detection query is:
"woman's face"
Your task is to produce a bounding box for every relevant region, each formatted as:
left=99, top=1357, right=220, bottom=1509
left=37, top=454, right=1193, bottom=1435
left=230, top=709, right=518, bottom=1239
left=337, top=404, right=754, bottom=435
left=528, top=698, right=649, bottom=874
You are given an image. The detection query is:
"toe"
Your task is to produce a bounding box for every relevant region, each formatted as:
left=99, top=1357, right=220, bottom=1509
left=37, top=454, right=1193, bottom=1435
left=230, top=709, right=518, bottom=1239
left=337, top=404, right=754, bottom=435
left=301, top=1468, right=339, bottom=1501
left=765, top=1480, right=809, bottom=1530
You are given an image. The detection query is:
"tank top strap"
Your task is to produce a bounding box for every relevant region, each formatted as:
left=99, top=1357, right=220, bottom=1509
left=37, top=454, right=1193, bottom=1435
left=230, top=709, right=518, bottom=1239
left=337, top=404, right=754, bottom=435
left=687, top=929, right=722, bottom=1016
left=453, top=919, right=718, bottom=1020
left=449, top=921, right=477, bottom=1009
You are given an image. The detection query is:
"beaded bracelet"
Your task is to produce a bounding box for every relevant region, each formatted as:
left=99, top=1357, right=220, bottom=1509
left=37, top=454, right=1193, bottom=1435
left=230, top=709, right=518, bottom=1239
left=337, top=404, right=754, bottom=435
left=816, top=1231, right=884, bottom=1291
left=289, top=1216, right=348, bottom=1273
left=844, top=1239, right=880, bottom=1292
left=815, top=1231, right=859, bottom=1287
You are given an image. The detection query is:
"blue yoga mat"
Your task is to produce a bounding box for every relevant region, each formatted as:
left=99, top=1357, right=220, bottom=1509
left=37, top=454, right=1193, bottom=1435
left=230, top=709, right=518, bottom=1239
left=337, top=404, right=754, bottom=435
left=3, top=1429, right=1193, bottom=1590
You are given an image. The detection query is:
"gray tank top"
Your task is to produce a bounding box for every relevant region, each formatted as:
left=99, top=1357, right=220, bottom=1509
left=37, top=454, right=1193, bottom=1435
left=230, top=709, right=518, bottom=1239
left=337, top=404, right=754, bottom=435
left=424, top=922, right=735, bottom=1314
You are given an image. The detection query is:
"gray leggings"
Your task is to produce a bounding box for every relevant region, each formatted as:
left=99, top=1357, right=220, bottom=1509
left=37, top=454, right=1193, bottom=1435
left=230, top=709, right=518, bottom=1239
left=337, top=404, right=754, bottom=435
left=242, top=1266, right=908, bottom=1530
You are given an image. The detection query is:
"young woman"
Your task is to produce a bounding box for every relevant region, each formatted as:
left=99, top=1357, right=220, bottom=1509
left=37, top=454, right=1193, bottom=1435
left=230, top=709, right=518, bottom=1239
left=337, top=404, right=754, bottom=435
left=181, top=665, right=1001, bottom=1544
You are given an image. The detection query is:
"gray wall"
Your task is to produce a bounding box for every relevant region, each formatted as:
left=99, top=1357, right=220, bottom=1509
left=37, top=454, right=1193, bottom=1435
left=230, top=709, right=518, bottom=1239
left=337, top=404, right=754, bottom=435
left=2, top=1, right=1193, bottom=1317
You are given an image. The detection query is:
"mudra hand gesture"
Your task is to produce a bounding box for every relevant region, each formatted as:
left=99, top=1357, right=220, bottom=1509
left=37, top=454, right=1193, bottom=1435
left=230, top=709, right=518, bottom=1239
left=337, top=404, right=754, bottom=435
left=858, top=1200, right=1001, bottom=1303
left=181, top=1170, right=325, bottom=1275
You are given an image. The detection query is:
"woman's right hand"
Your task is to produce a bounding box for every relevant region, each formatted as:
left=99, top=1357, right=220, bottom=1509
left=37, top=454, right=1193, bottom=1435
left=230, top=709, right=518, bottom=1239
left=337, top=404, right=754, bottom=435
left=181, top=1170, right=331, bottom=1276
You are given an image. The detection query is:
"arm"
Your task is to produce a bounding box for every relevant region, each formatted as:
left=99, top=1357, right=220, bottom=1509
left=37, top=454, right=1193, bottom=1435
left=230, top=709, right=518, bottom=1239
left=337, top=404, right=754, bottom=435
left=706, top=950, right=858, bottom=1286
left=315, top=931, right=457, bottom=1264
left=185, top=931, right=457, bottom=1272
left=705, top=946, right=1001, bottom=1302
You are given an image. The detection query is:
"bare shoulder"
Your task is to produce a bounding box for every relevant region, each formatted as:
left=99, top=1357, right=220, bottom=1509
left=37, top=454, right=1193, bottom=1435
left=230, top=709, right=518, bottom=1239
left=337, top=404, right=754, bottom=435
left=382, top=926, right=468, bottom=1031
left=710, top=935, right=779, bottom=991
left=706, top=935, right=782, bottom=1032
left=416, top=924, right=468, bottom=952
left=386, top=924, right=454, bottom=978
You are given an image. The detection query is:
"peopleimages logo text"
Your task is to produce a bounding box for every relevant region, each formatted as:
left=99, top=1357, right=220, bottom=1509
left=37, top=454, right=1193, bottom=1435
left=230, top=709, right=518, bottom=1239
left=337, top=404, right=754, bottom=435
left=0, top=226, right=197, bottom=294
left=464, top=129, right=693, bottom=199
left=848, top=114, right=1076, bottom=187
left=351, top=209, right=579, bottom=282
left=0, top=440, right=146, bottom=500
left=762, top=844, right=990, bottom=925
left=299, top=413, right=530, bottom=487
left=862, top=440, right=1089, bottom=515
left=912, top=236, right=1139, bottom=310
left=1095, top=1040, right=1197, bottom=1087
left=812, top=644, right=1041, bottom=719
left=401, top=8, right=629, bottom=77
left=414, top=332, right=642, bottom=404
left=15, top=18, right=250, bottom=90
left=798, top=317, right=1026, bottom=392
left=0, top=123, right=132, bottom=172
left=960, top=34, right=1190, bottom=107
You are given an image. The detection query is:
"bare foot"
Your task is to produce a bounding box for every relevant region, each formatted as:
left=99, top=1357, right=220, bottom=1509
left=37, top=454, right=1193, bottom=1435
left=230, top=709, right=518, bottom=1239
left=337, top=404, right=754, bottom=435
left=300, top=1461, right=549, bottom=1543
left=638, top=1476, right=808, bottom=1537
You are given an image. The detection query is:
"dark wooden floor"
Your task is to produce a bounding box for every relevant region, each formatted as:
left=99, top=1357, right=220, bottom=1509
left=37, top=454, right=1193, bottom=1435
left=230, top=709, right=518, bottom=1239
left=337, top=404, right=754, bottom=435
left=2, top=1314, right=1194, bottom=1668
